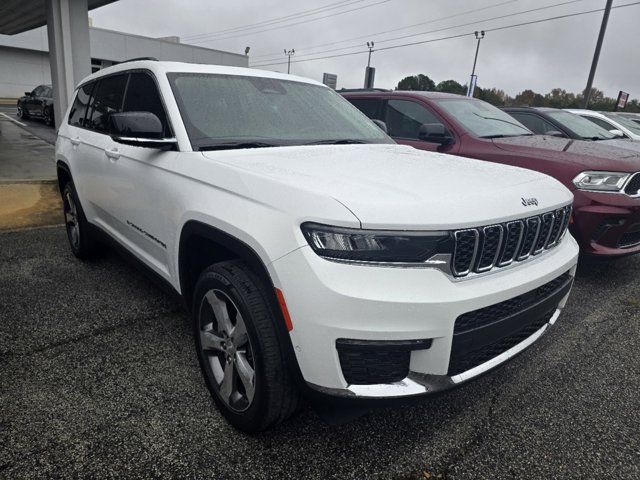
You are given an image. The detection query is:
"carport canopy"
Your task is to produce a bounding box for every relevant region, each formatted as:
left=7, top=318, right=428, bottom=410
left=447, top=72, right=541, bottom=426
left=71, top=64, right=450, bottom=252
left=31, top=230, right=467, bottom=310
left=0, top=0, right=119, bottom=128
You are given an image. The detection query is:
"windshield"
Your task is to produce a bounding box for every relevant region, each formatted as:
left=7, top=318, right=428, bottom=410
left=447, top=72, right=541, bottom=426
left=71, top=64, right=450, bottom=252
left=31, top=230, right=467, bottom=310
left=435, top=98, right=532, bottom=138
left=602, top=113, right=640, bottom=135
left=546, top=110, right=615, bottom=140
left=167, top=73, right=391, bottom=150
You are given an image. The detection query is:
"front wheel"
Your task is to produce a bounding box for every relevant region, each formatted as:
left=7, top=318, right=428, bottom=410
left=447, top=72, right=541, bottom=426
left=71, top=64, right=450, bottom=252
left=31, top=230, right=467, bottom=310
left=193, top=261, right=299, bottom=432
left=17, top=106, right=29, bottom=119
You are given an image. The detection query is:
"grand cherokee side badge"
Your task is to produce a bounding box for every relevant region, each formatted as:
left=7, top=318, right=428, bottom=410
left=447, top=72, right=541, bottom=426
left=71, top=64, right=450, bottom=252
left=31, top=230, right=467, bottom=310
left=521, top=197, right=538, bottom=207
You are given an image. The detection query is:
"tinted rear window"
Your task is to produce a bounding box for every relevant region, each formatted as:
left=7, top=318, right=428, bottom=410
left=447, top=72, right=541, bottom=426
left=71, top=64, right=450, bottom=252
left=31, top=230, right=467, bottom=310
left=68, top=83, right=94, bottom=127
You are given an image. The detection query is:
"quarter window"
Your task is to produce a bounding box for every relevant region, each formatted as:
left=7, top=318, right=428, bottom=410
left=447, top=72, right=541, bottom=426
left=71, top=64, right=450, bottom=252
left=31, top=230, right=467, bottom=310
left=385, top=99, right=444, bottom=140
left=68, top=83, right=94, bottom=127
left=86, top=74, right=127, bottom=133
left=122, top=72, right=171, bottom=136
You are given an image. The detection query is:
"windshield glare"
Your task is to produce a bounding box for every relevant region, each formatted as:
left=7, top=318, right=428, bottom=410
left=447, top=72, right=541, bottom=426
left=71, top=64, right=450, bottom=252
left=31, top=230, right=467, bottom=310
left=167, top=73, right=391, bottom=149
left=546, top=111, right=615, bottom=139
left=603, top=113, right=640, bottom=135
left=436, top=98, right=531, bottom=138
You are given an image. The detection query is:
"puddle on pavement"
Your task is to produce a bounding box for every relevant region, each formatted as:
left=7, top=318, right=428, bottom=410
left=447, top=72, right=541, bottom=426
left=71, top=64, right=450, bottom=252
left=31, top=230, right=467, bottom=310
left=0, top=183, right=63, bottom=230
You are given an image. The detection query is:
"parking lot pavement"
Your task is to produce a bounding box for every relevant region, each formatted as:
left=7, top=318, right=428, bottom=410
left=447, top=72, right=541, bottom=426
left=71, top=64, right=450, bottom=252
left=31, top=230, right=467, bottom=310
left=0, top=105, right=57, bottom=146
left=1, top=227, right=639, bottom=480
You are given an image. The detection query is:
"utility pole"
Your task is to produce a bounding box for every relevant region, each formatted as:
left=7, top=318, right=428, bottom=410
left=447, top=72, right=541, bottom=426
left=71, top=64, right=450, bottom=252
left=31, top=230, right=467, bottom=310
left=366, top=41, right=374, bottom=67
left=364, top=41, right=375, bottom=88
left=467, top=30, right=484, bottom=97
left=583, top=0, right=613, bottom=108
left=284, top=48, right=295, bottom=74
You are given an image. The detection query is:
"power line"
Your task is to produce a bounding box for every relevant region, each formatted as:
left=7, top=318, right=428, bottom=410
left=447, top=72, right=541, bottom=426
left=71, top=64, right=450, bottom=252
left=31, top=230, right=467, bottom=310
left=250, top=1, right=640, bottom=68
left=187, top=0, right=395, bottom=44
left=250, top=0, right=589, bottom=64
left=250, top=0, right=521, bottom=60
left=182, top=0, right=367, bottom=40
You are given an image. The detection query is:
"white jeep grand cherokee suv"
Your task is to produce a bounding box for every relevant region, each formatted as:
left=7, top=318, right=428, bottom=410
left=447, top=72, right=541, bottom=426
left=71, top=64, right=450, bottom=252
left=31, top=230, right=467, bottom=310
left=55, top=60, right=579, bottom=432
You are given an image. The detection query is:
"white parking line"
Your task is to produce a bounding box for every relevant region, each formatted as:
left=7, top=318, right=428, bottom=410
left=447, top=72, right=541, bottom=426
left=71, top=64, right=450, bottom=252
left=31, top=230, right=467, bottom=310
left=0, top=112, right=26, bottom=127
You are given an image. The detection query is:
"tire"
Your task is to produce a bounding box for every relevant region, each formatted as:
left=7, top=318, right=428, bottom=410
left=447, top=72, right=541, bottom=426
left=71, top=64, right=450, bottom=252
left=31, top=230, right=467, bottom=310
left=61, top=182, right=100, bottom=259
left=17, top=105, right=29, bottom=119
left=43, top=107, right=54, bottom=127
left=192, top=260, right=299, bottom=432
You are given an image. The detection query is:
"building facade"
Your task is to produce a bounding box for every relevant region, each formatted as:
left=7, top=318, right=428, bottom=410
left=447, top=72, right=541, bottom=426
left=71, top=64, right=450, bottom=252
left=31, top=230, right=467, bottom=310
left=0, top=25, right=248, bottom=98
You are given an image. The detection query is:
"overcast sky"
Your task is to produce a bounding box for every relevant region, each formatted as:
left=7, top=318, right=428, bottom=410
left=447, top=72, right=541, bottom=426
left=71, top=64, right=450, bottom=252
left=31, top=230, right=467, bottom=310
left=90, top=0, right=640, bottom=97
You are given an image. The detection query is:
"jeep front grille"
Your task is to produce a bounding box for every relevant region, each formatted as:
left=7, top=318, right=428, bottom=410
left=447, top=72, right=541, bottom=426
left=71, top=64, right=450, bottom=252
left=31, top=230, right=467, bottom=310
left=624, top=172, right=640, bottom=196
left=451, top=205, right=571, bottom=277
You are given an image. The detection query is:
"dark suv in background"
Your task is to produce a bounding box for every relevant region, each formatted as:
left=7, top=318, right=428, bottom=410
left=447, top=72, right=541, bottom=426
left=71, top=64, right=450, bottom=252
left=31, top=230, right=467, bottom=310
left=17, top=84, right=55, bottom=126
left=342, top=90, right=640, bottom=256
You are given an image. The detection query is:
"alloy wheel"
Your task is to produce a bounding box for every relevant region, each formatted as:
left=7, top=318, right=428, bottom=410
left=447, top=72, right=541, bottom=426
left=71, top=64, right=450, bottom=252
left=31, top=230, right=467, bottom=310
left=63, top=189, right=80, bottom=249
left=198, top=288, right=256, bottom=412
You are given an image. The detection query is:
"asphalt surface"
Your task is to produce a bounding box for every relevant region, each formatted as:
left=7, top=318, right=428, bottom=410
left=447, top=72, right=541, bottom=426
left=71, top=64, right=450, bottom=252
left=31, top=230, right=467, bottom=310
left=0, top=105, right=57, bottom=146
left=1, top=227, right=639, bottom=479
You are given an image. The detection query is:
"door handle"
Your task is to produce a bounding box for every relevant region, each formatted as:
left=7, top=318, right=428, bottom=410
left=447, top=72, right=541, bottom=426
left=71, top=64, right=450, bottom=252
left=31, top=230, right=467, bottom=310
left=105, top=148, right=120, bottom=160
left=70, top=137, right=81, bottom=146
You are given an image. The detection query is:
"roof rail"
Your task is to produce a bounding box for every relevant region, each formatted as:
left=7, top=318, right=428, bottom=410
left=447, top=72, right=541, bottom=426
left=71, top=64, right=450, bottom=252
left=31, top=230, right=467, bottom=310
left=118, top=57, right=159, bottom=64
left=337, top=88, right=391, bottom=93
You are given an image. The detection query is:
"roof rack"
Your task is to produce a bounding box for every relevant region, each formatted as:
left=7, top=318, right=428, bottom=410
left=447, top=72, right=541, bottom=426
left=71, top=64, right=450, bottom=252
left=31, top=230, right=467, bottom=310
left=119, top=57, right=159, bottom=64
left=337, top=88, right=391, bottom=93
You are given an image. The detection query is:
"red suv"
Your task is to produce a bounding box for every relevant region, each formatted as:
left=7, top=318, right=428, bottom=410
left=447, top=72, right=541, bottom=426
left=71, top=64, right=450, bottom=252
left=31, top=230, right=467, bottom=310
left=343, top=91, right=640, bottom=257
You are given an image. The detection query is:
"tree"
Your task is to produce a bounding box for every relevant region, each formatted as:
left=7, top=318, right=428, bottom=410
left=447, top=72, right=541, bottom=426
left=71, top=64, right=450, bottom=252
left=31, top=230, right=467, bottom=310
left=545, top=88, right=577, bottom=109
left=476, top=87, right=508, bottom=106
left=396, top=74, right=436, bottom=91
left=513, top=89, right=537, bottom=106
left=436, top=79, right=466, bottom=95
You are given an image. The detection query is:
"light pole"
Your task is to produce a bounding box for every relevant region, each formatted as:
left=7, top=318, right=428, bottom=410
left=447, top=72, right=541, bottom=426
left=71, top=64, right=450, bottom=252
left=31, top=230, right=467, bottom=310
left=467, top=30, right=485, bottom=97
left=284, top=48, right=295, bottom=74
left=366, top=41, right=374, bottom=67
left=583, top=0, right=613, bottom=108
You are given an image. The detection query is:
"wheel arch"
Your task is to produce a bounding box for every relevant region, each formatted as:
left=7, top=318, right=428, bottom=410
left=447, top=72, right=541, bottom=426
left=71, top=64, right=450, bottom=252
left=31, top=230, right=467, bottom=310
left=178, top=220, right=307, bottom=388
left=56, top=160, right=72, bottom=193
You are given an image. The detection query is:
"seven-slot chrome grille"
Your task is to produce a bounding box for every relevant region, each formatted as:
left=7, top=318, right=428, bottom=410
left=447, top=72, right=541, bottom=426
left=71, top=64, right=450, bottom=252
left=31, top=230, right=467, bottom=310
left=451, top=204, right=572, bottom=277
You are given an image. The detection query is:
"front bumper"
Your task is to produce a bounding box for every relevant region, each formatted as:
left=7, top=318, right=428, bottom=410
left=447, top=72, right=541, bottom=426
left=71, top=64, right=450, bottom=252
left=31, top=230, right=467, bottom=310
left=572, top=190, right=640, bottom=256
left=270, top=233, right=579, bottom=398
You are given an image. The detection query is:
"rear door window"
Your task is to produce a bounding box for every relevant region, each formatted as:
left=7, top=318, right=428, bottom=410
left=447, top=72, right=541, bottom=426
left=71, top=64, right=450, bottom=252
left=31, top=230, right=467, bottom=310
left=122, top=72, right=171, bottom=136
left=86, top=74, right=127, bottom=133
left=68, top=83, right=95, bottom=127
left=384, top=99, right=444, bottom=140
left=583, top=116, right=617, bottom=131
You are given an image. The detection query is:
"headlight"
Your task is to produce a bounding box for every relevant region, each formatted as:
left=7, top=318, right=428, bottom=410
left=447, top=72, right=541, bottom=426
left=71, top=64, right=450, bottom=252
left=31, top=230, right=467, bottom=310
left=572, top=171, right=630, bottom=191
left=301, top=222, right=452, bottom=264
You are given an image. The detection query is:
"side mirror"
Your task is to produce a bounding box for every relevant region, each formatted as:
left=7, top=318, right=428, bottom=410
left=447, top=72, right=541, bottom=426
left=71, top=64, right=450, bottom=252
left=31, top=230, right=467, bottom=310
left=546, top=130, right=566, bottom=138
left=372, top=119, right=388, bottom=134
left=109, top=111, right=176, bottom=149
left=418, top=123, right=453, bottom=145
left=609, top=129, right=624, bottom=138
left=25, top=91, right=32, bottom=96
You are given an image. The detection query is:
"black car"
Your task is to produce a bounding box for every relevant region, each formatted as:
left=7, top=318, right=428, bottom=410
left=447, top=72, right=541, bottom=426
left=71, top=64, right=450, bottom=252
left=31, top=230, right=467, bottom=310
left=17, top=85, right=54, bottom=126
left=502, top=106, right=617, bottom=141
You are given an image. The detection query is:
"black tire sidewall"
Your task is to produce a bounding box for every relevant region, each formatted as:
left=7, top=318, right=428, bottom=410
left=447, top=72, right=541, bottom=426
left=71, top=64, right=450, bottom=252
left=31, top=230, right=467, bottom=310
left=62, top=182, right=93, bottom=258
left=192, top=268, right=270, bottom=431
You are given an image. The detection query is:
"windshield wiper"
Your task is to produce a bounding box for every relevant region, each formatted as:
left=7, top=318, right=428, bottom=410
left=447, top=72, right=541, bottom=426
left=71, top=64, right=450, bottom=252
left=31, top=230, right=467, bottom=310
left=302, top=139, right=368, bottom=145
left=197, top=142, right=280, bottom=151
left=472, top=112, right=532, bottom=133
left=480, top=133, right=533, bottom=139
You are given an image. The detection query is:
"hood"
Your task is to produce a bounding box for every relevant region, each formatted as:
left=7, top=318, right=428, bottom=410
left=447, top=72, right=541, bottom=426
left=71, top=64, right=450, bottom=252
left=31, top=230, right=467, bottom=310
left=203, top=144, right=571, bottom=230
left=599, top=138, right=640, bottom=153
left=492, top=135, right=640, bottom=172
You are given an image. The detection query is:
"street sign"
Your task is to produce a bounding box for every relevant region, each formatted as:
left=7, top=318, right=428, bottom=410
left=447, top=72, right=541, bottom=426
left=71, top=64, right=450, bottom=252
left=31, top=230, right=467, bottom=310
left=616, top=91, right=629, bottom=110
left=322, top=73, right=337, bottom=90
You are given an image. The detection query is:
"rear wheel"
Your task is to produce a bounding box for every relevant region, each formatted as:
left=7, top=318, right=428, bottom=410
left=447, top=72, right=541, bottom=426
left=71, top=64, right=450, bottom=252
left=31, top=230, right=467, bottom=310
left=43, top=107, right=54, bottom=127
left=193, top=260, right=299, bottom=432
left=61, top=182, right=100, bottom=259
